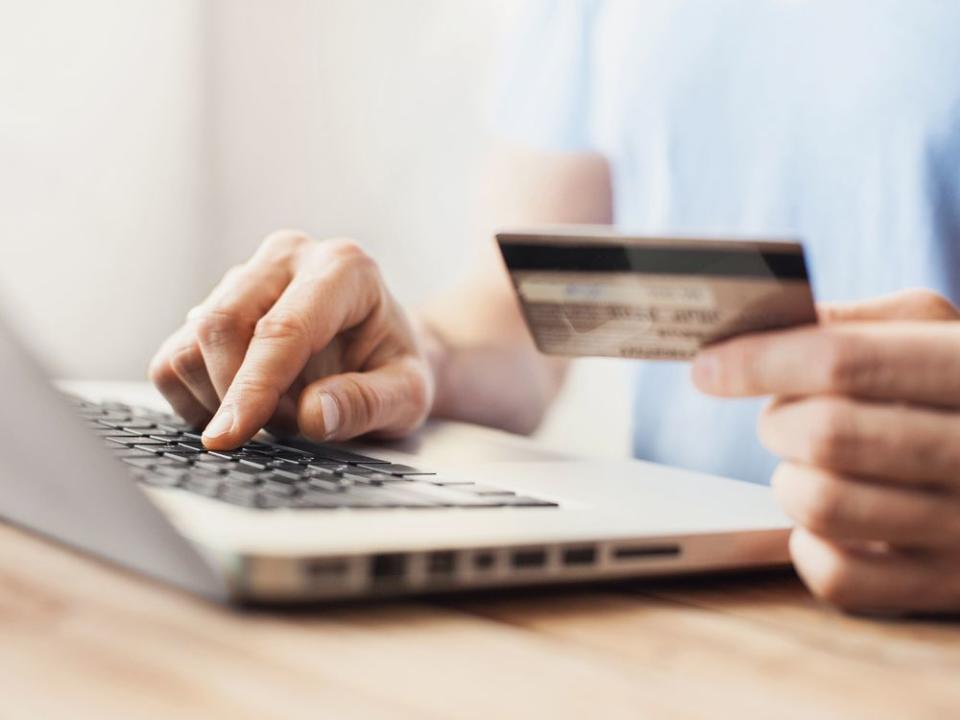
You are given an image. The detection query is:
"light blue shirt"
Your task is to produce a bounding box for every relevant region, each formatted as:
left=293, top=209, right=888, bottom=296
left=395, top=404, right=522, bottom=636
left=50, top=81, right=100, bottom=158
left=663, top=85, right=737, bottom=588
left=493, top=0, right=960, bottom=484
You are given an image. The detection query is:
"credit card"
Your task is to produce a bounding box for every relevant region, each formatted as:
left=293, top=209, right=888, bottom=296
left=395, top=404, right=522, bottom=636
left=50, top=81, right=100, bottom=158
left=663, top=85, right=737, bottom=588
left=497, top=228, right=817, bottom=361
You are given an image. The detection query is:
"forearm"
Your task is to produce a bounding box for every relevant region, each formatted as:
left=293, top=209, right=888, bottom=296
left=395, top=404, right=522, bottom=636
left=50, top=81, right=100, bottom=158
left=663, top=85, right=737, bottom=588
left=415, top=144, right=610, bottom=433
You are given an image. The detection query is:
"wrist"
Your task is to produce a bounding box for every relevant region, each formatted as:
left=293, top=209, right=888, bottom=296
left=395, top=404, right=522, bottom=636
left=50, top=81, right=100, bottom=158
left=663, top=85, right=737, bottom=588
left=411, top=314, right=453, bottom=419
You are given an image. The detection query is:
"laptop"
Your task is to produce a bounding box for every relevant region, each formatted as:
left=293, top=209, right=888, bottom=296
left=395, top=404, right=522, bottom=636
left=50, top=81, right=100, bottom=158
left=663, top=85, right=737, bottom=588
left=0, top=312, right=791, bottom=603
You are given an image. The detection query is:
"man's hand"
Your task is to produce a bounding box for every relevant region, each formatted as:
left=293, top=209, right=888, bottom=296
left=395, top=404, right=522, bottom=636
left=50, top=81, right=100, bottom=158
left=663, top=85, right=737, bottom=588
left=149, top=231, right=432, bottom=449
left=692, top=289, right=960, bottom=614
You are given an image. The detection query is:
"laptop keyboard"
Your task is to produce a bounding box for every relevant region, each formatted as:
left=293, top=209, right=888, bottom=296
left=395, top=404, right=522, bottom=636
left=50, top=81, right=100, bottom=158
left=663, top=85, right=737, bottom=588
left=69, top=396, right=558, bottom=511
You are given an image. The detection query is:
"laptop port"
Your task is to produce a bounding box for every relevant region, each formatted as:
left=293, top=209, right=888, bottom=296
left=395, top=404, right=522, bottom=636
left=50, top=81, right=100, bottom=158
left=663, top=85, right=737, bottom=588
left=473, top=551, right=496, bottom=571
left=427, top=551, right=456, bottom=577
left=612, top=544, right=680, bottom=560
left=511, top=548, right=547, bottom=569
left=304, top=559, right=348, bottom=580
left=562, top=546, right=597, bottom=567
left=370, top=553, right=407, bottom=584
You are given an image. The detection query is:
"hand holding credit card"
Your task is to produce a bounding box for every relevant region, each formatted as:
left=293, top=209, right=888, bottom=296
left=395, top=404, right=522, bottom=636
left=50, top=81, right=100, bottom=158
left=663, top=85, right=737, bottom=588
left=497, top=228, right=817, bottom=361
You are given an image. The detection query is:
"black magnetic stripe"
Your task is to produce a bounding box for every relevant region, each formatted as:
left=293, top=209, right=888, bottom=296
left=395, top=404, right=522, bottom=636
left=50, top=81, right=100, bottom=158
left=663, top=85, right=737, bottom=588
left=498, top=243, right=809, bottom=280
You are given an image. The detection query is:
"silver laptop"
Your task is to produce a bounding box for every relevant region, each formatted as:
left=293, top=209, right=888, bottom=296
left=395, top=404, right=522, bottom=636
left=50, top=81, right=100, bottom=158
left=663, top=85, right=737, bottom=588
left=0, top=312, right=791, bottom=603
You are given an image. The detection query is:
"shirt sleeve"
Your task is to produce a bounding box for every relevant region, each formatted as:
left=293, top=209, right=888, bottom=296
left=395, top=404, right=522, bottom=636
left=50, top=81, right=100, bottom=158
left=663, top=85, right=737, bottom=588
left=488, top=0, right=601, bottom=152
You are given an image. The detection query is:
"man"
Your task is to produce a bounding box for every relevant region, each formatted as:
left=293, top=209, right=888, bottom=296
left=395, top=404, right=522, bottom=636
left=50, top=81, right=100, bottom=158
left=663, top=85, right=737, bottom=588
left=149, top=1, right=960, bottom=614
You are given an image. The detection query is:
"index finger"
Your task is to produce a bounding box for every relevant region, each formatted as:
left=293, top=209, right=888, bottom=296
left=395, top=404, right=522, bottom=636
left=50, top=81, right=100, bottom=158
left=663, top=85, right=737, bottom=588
left=202, top=241, right=380, bottom=449
left=692, top=322, right=960, bottom=406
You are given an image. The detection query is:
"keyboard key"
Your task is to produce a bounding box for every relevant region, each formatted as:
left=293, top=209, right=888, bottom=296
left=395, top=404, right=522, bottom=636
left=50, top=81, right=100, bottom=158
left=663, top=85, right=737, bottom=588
left=304, top=477, right=344, bottom=492
left=262, top=467, right=304, bottom=482
left=156, top=421, right=193, bottom=433
left=399, top=483, right=509, bottom=507
left=163, top=451, right=199, bottom=464
left=448, top=484, right=516, bottom=496
left=260, top=480, right=297, bottom=496
left=183, top=474, right=222, bottom=496
left=301, top=444, right=390, bottom=465
left=497, top=496, right=559, bottom=507
left=307, top=463, right=349, bottom=475
left=107, top=436, right=163, bottom=448
left=194, top=460, right=232, bottom=474
left=139, top=473, right=183, bottom=488
left=118, top=420, right=159, bottom=430
left=354, top=463, right=434, bottom=476
left=219, top=486, right=259, bottom=507
left=121, top=457, right=173, bottom=470
left=238, top=457, right=270, bottom=470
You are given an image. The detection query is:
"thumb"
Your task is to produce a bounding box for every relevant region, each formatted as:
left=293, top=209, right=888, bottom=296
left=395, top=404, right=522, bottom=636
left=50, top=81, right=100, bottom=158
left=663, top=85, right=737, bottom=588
left=296, top=359, right=431, bottom=442
left=818, top=289, right=960, bottom=324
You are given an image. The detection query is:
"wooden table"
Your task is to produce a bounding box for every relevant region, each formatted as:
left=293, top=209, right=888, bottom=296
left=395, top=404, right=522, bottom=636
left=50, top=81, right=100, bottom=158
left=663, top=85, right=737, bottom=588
left=3, top=384, right=959, bottom=719
left=3, top=516, right=960, bottom=718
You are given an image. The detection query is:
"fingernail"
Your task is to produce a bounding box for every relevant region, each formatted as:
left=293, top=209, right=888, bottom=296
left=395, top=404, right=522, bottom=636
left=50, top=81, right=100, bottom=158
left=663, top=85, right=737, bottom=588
left=203, top=407, right=234, bottom=439
left=319, top=393, right=339, bottom=439
left=692, top=352, right=719, bottom=389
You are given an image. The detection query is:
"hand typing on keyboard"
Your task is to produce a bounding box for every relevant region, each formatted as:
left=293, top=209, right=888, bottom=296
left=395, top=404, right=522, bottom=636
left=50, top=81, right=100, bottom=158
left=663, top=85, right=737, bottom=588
left=149, top=232, right=433, bottom=449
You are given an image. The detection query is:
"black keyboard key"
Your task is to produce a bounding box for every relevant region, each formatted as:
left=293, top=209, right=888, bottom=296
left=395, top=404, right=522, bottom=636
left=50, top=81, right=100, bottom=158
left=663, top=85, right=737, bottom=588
left=304, top=477, right=344, bottom=492
left=207, top=450, right=239, bottom=461
left=163, top=451, right=199, bottom=464
left=194, top=460, right=232, bottom=474
left=107, top=436, right=163, bottom=448
left=260, top=480, right=297, bottom=496
left=152, top=465, right=189, bottom=478
left=300, top=444, right=389, bottom=465
left=118, top=420, right=159, bottom=430
left=227, top=463, right=262, bottom=477
left=147, top=432, right=184, bottom=440
left=121, top=457, right=173, bottom=470
left=354, top=463, right=434, bottom=476
left=156, top=421, right=193, bottom=433
left=307, top=463, right=349, bottom=475
left=238, top=457, right=270, bottom=470
left=139, top=473, right=183, bottom=488
left=183, top=474, right=222, bottom=496
left=442, top=483, right=516, bottom=496
left=219, top=486, right=259, bottom=507
left=261, top=467, right=304, bottom=482
left=398, top=483, right=507, bottom=507
left=496, top=495, right=559, bottom=507
left=255, top=492, right=290, bottom=509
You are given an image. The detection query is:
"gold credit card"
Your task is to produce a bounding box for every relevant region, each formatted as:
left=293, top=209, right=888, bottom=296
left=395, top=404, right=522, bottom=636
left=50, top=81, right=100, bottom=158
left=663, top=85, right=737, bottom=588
left=497, top=228, right=818, bottom=361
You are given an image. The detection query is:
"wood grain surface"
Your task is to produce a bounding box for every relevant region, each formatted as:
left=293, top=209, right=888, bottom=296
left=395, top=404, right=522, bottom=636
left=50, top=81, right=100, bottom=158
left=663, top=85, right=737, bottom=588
left=1, top=521, right=958, bottom=720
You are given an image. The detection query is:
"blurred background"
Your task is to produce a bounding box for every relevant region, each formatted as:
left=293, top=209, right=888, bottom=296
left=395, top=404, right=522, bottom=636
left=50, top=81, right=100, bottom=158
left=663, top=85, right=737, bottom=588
left=0, top=0, right=630, bottom=457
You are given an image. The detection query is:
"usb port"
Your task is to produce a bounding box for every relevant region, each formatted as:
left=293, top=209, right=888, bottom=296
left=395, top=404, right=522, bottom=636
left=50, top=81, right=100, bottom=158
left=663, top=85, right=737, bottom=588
left=511, top=549, right=547, bottom=569
left=562, top=546, right=596, bottom=567
left=612, top=544, right=680, bottom=560
left=427, top=551, right=456, bottom=577
left=371, top=553, right=406, bottom=584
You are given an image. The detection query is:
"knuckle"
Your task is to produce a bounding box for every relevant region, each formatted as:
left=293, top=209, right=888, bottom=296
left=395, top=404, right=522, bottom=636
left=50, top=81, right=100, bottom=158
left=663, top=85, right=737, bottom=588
left=221, top=263, right=246, bottom=282
left=253, top=312, right=310, bottom=344
left=797, top=471, right=845, bottom=535
left=810, top=553, right=857, bottom=608
left=406, top=365, right=432, bottom=418
left=195, top=307, right=252, bottom=345
left=822, top=332, right=869, bottom=392
left=908, top=289, right=958, bottom=320
left=806, top=399, right=856, bottom=467
left=148, top=354, right=179, bottom=389
left=261, top=229, right=312, bottom=258
left=226, top=376, right=280, bottom=407
left=327, top=238, right=377, bottom=273
left=169, top=343, right=203, bottom=377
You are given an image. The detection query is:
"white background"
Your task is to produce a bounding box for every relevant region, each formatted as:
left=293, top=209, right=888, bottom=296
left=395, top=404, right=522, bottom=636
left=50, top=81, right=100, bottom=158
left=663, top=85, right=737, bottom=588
left=0, top=0, right=631, bottom=458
